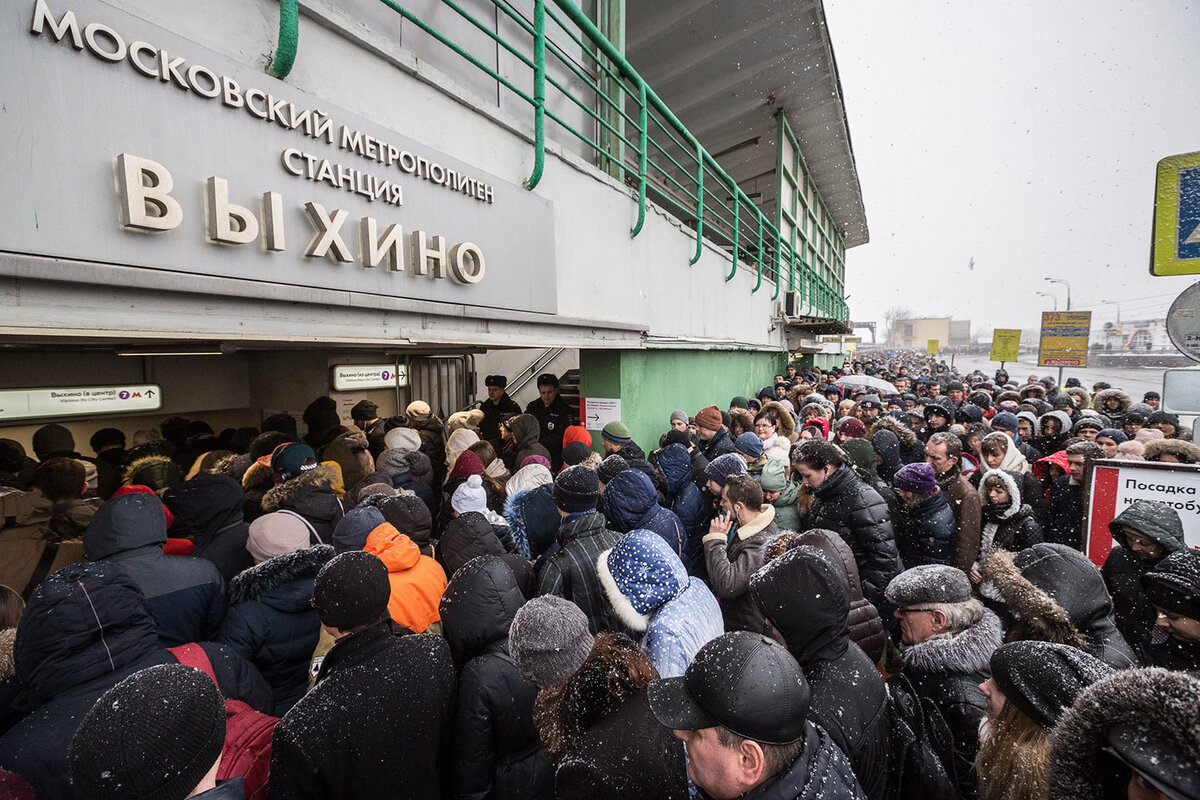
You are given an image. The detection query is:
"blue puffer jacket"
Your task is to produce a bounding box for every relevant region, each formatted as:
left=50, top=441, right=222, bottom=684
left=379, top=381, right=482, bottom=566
left=83, top=493, right=226, bottom=647
left=601, top=470, right=686, bottom=560
left=657, top=444, right=707, bottom=577
left=597, top=529, right=723, bottom=678
left=216, top=545, right=334, bottom=714
left=896, top=491, right=956, bottom=567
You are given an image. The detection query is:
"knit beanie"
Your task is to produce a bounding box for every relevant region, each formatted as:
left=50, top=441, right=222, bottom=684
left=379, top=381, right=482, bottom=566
left=1097, top=428, right=1127, bottom=444
left=313, top=551, right=391, bottom=630
left=990, top=641, right=1113, bottom=729
left=446, top=409, right=484, bottom=432
left=68, top=664, right=225, bottom=800
left=554, top=465, right=600, bottom=513
left=452, top=474, right=489, bottom=514
left=448, top=450, right=484, bottom=483
left=1148, top=410, right=1181, bottom=428
left=332, top=506, right=386, bottom=554
left=508, top=595, right=595, bottom=687
left=596, top=454, right=629, bottom=486
left=695, top=405, right=723, bottom=432
left=350, top=399, right=379, bottom=421
left=562, top=425, right=593, bottom=448
left=892, top=462, right=939, bottom=495
left=602, top=421, right=633, bottom=447
left=383, top=427, right=422, bottom=454
left=661, top=429, right=691, bottom=448
left=31, top=423, right=74, bottom=459
left=735, top=432, right=764, bottom=459
left=885, top=564, right=971, bottom=606
left=670, top=409, right=689, bottom=425
left=246, top=511, right=312, bottom=562
left=519, top=455, right=553, bottom=471
left=562, top=440, right=593, bottom=467
left=406, top=400, right=432, bottom=421
left=1142, top=549, right=1200, bottom=620
left=837, top=418, right=866, bottom=439
left=760, top=458, right=787, bottom=492
left=730, top=396, right=751, bottom=410
left=704, top=453, right=748, bottom=489
left=990, top=412, right=1020, bottom=434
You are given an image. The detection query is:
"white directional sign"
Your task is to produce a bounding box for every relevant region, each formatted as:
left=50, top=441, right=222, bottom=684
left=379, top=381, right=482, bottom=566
left=331, top=364, right=407, bottom=391
left=581, top=397, right=622, bottom=431
left=0, top=385, right=162, bottom=421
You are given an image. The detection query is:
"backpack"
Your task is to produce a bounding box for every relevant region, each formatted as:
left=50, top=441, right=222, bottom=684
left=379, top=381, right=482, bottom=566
left=884, top=672, right=962, bottom=800
left=168, top=644, right=278, bottom=800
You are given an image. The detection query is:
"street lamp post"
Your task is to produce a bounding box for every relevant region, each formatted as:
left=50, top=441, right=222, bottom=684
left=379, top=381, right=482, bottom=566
left=1044, top=277, right=1073, bottom=387
left=1099, top=299, right=1121, bottom=323
left=1036, top=291, right=1058, bottom=311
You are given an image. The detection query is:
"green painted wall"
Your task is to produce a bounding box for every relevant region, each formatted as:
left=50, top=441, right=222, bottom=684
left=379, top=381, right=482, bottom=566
left=578, top=349, right=785, bottom=455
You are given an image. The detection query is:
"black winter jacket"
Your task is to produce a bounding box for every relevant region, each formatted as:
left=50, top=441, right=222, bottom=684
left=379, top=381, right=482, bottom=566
left=751, top=546, right=892, bottom=800
left=0, top=562, right=271, bottom=800
left=805, top=466, right=902, bottom=606
left=555, top=692, right=688, bottom=800
left=216, top=545, right=333, bottom=715
left=440, top=556, right=554, bottom=800
left=898, top=608, right=1002, bottom=800
left=163, top=474, right=254, bottom=583
left=268, top=621, right=456, bottom=800
left=699, top=426, right=736, bottom=462
left=438, top=511, right=510, bottom=579
left=1044, top=475, right=1083, bottom=549
left=737, top=721, right=867, bottom=800
left=895, top=491, right=956, bottom=568
left=83, top=493, right=226, bottom=647
left=261, top=465, right=345, bottom=546
left=980, top=502, right=1043, bottom=555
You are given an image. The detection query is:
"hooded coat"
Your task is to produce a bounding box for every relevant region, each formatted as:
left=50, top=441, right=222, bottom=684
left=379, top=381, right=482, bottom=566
left=504, top=414, right=553, bottom=473
left=162, top=474, right=254, bottom=583
left=537, top=511, right=626, bottom=635
left=261, top=464, right=346, bottom=546
left=601, top=470, right=686, bottom=560
left=504, top=484, right=559, bottom=560
left=0, top=562, right=271, bottom=800
left=439, top=556, right=554, bottom=800
left=377, top=492, right=436, bottom=557
left=596, top=530, right=723, bottom=678
left=896, top=490, right=956, bottom=568
left=320, top=429, right=375, bottom=492
left=897, top=603, right=1002, bottom=799
left=1101, top=500, right=1188, bottom=663
left=216, top=545, right=334, bottom=715
left=976, top=469, right=1044, bottom=559
left=703, top=505, right=778, bottom=634
left=982, top=545, right=1136, bottom=669
left=842, top=439, right=899, bottom=522
left=0, top=488, right=87, bottom=600
left=656, top=444, right=707, bottom=578
left=83, top=493, right=226, bottom=647
left=870, top=415, right=925, bottom=465
left=363, top=523, right=447, bottom=633
left=751, top=546, right=892, bottom=800
left=1091, top=388, right=1132, bottom=428
left=1048, top=668, right=1200, bottom=800
left=792, top=529, right=887, bottom=663
left=869, top=428, right=904, bottom=484
left=805, top=465, right=902, bottom=606
left=267, top=620, right=457, bottom=800
left=438, top=510, right=510, bottom=578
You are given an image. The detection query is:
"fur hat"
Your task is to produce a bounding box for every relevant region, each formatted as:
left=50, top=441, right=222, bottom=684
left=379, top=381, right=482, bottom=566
left=1144, top=439, right=1200, bottom=464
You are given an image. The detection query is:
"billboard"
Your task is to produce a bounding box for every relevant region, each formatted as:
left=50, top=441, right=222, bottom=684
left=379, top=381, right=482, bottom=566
left=1038, top=311, right=1091, bottom=367
left=990, top=329, right=1021, bottom=362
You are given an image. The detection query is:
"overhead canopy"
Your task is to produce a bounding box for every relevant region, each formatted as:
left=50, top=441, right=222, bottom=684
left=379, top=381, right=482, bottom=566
left=627, top=0, right=868, bottom=247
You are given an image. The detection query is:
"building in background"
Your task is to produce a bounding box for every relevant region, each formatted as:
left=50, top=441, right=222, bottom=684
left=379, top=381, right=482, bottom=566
left=0, top=0, right=865, bottom=452
left=889, top=318, right=972, bottom=350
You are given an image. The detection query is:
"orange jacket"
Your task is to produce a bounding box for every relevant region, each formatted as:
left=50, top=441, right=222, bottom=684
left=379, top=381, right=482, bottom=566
left=363, top=523, right=446, bottom=633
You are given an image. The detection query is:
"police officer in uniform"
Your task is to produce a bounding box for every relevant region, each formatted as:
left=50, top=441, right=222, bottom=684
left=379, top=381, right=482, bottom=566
left=525, top=372, right=574, bottom=470
left=479, top=374, right=521, bottom=449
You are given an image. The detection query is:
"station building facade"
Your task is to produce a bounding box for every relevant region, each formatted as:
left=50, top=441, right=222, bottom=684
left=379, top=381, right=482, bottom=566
left=1, top=0, right=866, bottom=453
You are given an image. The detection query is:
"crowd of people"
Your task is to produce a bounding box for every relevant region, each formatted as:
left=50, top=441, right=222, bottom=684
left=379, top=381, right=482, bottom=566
left=0, top=358, right=1197, bottom=800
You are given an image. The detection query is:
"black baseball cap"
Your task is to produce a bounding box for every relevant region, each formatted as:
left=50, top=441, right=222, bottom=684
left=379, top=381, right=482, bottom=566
left=647, top=632, right=810, bottom=745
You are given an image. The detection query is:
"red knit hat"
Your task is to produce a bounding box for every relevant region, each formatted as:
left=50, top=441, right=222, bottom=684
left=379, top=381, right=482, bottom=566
left=562, top=425, right=592, bottom=448
left=448, top=449, right=484, bottom=482
left=695, top=405, right=723, bottom=432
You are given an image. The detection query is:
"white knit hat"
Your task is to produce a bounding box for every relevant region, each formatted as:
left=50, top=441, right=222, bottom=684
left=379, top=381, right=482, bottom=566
left=451, top=474, right=488, bottom=514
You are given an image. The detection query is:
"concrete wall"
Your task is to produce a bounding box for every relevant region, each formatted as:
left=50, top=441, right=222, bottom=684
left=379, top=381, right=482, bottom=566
left=579, top=349, right=786, bottom=456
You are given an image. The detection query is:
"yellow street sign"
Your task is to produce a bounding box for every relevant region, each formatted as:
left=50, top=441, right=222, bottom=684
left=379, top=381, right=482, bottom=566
left=1038, top=312, right=1091, bottom=367
left=990, top=329, right=1021, bottom=362
left=1152, top=151, right=1200, bottom=276
left=927, top=339, right=939, bottom=355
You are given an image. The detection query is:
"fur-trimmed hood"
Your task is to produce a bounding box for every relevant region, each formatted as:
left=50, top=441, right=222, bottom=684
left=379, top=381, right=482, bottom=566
left=228, top=544, right=334, bottom=605
left=1019, top=383, right=1047, bottom=400
left=261, top=463, right=340, bottom=512
left=869, top=414, right=917, bottom=448
left=1065, top=386, right=1091, bottom=408
left=1048, top=668, right=1200, bottom=800
left=122, top=454, right=182, bottom=492
left=1092, top=388, right=1132, bottom=414
left=597, top=529, right=687, bottom=631
left=1144, top=438, right=1200, bottom=464
left=980, top=548, right=1090, bottom=650
left=900, top=604, right=1001, bottom=676
left=0, top=627, right=15, bottom=680
left=760, top=401, right=797, bottom=439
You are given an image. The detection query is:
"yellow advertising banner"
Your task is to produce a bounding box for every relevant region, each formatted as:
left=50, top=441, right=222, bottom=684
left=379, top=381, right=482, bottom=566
left=990, top=329, right=1022, bottom=362
left=927, top=339, right=939, bottom=355
left=1038, top=312, right=1092, bottom=367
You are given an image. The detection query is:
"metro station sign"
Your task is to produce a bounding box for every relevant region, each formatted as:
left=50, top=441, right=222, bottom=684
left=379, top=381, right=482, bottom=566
left=0, top=384, right=162, bottom=421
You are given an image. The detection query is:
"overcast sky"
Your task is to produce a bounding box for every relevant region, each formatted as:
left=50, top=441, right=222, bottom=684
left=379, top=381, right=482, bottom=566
left=823, top=0, right=1200, bottom=338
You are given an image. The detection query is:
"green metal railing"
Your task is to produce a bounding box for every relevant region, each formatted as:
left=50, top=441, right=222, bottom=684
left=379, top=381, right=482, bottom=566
left=268, top=0, right=848, bottom=322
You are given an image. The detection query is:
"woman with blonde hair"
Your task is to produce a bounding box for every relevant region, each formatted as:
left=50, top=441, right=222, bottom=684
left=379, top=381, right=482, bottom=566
left=976, top=641, right=1111, bottom=800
